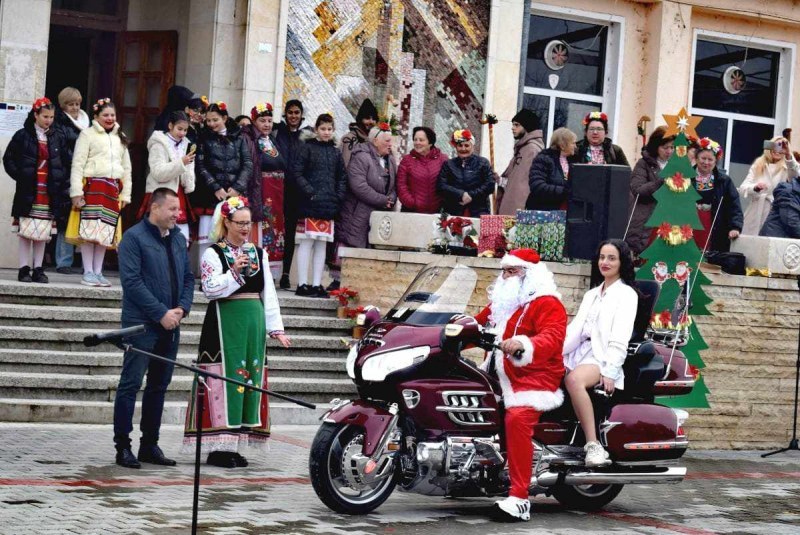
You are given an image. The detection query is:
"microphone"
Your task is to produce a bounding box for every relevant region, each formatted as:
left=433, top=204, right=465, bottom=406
left=83, top=325, right=147, bottom=347
left=241, top=242, right=254, bottom=278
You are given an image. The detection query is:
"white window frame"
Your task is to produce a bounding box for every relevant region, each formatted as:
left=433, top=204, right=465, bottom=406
left=525, top=3, right=625, bottom=143
left=688, top=29, right=795, bottom=172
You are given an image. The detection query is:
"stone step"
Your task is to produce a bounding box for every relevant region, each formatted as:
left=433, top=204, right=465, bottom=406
left=0, top=326, right=352, bottom=356
left=0, top=303, right=353, bottom=335
left=0, top=279, right=340, bottom=316
left=0, top=371, right=356, bottom=403
left=0, top=398, right=333, bottom=425
left=0, top=349, right=347, bottom=378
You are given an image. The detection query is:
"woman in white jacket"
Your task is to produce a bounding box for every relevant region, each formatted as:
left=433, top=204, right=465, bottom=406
left=139, top=111, right=196, bottom=243
left=562, top=239, right=638, bottom=467
left=69, top=99, right=132, bottom=287
left=738, top=137, right=798, bottom=235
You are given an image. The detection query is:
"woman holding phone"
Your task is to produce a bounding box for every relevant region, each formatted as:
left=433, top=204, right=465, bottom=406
left=738, top=136, right=798, bottom=235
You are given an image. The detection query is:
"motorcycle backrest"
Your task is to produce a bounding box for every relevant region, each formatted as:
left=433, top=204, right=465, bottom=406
left=631, top=280, right=660, bottom=343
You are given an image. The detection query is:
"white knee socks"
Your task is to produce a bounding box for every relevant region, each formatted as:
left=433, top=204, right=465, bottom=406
left=80, top=243, right=106, bottom=275
left=18, top=237, right=47, bottom=268
left=311, top=240, right=326, bottom=287
left=296, top=239, right=313, bottom=287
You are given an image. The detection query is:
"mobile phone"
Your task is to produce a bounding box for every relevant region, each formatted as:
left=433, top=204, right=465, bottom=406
left=764, top=140, right=783, bottom=151
left=187, top=143, right=196, bottom=155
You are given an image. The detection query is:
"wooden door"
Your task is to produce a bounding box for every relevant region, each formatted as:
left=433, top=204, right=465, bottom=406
left=114, top=31, right=178, bottom=225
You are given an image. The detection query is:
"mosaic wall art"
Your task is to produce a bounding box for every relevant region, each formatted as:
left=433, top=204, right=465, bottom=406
left=283, top=0, right=491, bottom=154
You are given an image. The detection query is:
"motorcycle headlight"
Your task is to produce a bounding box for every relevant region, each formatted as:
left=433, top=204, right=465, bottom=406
left=361, top=346, right=431, bottom=382
left=346, top=344, right=358, bottom=379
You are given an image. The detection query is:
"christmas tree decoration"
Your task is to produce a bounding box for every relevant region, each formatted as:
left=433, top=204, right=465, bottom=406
left=637, top=109, right=712, bottom=408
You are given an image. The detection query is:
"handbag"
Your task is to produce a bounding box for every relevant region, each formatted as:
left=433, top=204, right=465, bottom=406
left=65, top=207, right=81, bottom=244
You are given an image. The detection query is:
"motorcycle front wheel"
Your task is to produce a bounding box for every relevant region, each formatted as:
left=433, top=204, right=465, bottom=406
left=309, top=422, right=398, bottom=514
left=551, top=483, right=623, bottom=511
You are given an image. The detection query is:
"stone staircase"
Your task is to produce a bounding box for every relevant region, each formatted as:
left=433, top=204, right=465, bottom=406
left=0, top=272, right=357, bottom=425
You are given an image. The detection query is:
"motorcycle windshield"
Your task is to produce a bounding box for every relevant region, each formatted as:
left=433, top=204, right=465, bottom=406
left=385, top=261, right=479, bottom=325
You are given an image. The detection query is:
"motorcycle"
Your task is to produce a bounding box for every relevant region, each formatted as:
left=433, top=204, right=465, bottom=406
left=309, top=261, right=696, bottom=514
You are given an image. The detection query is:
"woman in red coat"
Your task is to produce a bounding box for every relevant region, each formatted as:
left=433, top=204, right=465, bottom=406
left=396, top=127, right=444, bottom=213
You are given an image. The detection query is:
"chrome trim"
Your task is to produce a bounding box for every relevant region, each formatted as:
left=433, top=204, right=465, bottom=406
left=402, top=389, right=421, bottom=409
left=654, top=380, right=696, bottom=388
left=439, top=391, right=493, bottom=427
left=536, top=466, right=687, bottom=487
left=441, top=390, right=490, bottom=397
left=623, top=439, right=689, bottom=450
left=435, top=406, right=495, bottom=413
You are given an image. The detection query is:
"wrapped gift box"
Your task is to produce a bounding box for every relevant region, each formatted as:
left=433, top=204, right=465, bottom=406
left=510, top=210, right=566, bottom=261
left=478, top=215, right=515, bottom=254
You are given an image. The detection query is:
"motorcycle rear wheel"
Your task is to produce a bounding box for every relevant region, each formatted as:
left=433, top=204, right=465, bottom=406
left=551, top=483, right=623, bottom=511
left=309, top=422, right=398, bottom=514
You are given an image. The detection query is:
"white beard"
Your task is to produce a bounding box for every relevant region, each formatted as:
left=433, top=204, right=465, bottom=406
left=488, top=274, right=524, bottom=328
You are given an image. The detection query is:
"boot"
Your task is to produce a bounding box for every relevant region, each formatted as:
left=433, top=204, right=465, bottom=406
left=31, top=267, right=49, bottom=284
left=18, top=266, right=32, bottom=283
left=325, top=279, right=340, bottom=292
left=138, top=444, right=176, bottom=466
left=279, top=273, right=291, bottom=290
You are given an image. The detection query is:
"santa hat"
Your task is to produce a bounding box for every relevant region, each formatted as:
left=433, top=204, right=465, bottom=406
left=501, top=248, right=541, bottom=269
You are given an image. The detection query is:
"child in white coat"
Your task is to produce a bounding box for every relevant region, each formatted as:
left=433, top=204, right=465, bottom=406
left=140, top=111, right=196, bottom=243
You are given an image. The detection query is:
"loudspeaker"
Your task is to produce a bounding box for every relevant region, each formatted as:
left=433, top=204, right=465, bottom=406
left=566, top=164, right=632, bottom=260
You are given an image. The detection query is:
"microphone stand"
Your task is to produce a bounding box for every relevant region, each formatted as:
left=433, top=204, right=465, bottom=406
left=109, top=339, right=316, bottom=534
left=762, top=276, right=800, bottom=458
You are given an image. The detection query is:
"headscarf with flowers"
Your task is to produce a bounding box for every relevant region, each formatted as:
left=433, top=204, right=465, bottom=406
left=250, top=102, right=273, bottom=121
left=209, top=196, right=250, bottom=242
left=451, top=129, right=473, bottom=145
left=696, top=137, right=723, bottom=160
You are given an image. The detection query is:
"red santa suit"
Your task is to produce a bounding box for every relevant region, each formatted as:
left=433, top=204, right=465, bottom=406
left=475, top=249, right=567, bottom=501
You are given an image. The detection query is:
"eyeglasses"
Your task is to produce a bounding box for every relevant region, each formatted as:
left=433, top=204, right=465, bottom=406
left=587, top=127, right=605, bottom=132
left=229, top=221, right=253, bottom=229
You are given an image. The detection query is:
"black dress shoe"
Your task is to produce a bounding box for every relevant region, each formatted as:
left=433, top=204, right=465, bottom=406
left=326, top=279, right=340, bottom=292
left=138, top=444, right=176, bottom=466
left=18, top=266, right=32, bottom=283
left=232, top=452, right=249, bottom=467
left=31, top=267, right=49, bottom=284
left=312, top=285, right=329, bottom=298
left=116, top=448, right=142, bottom=469
left=279, top=273, right=291, bottom=290
left=56, top=266, right=74, bottom=275
left=295, top=284, right=313, bottom=297
left=207, top=451, right=237, bottom=468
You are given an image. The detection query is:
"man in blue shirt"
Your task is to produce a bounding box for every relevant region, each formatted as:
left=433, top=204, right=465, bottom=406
left=114, top=188, right=195, bottom=468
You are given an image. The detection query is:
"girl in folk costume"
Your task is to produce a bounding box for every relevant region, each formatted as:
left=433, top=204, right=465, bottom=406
left=69, top=98, right=132, bottom=287
left=241, top=102, right=288, bottom=280
left=3, top=97, right=71, bottom=283
left=290, top=113, right=348, bottom=298
left=562, top=239, right=638, bottom=468
left=474, top=249, right=567, bottom=522
left=738, top=136, right=798, bottom=235
left=184, top=197, right=291, bottom=468
left=192, top=101, right=253, bottom=252
left=138, top=111, right=196, bottom=244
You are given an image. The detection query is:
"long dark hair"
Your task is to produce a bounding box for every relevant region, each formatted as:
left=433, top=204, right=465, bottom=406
left=92, top=99, right=129, bottom=147
left=590, top=239, right=637, bottom=289
left=645, top=125, right=674, bottom=159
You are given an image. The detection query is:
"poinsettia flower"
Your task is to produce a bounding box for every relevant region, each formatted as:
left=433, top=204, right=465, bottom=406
left=657, top=222, right=672, bottom=239
left=680, top=225, right=693, bottom=240
left=672, top=172, right=686, bottom=189
left=659, top=310, right=672, bottom=326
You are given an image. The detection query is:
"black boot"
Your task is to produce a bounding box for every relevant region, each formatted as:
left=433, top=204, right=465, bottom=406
left=232, top=452, right=249, bottom=467
left=116, top=448, right=142, bottom=469
left=31, top=267, right=49, bottom=284
left=17, top=266, right=32, bottom=283
left=312, top=285, right=329, bottom=298
left=138, top=444, right=176, bottom=466
left=326, top=279, right=340, bottom=292
left=295, top=284, right=313, bottom=297
left=279, top=273, right=291, bottom=290
left=207, top=451, right=237, bottom=468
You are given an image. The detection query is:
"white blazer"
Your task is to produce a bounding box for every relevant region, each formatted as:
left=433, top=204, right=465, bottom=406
left=562, top=279, right=638, bottom=390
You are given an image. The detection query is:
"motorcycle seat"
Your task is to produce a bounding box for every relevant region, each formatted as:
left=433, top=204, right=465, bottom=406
left=622, top=342, right=665, bottom=396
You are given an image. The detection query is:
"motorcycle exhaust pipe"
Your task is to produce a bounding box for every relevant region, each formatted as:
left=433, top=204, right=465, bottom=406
left=536, top=466, right=686, bottom=487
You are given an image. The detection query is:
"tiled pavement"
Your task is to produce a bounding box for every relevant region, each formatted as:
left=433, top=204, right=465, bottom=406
left=2, top=423, right=800, bottom=534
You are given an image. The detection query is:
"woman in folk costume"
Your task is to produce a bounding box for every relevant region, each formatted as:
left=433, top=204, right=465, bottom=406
left=138, top=110, right=196, bottom=244
left=474, top=248, right=567, bottom=522
left=3, top=97, right=71, bottom=283
left=184, top=196, right=291, bottom=468
left=69, top=98, right=132, bottom=287
left=562, top=239, right=638, bottom=468
left=241, top=101, right=288, bottom=280
left=738, top=136, right=798, bottom=235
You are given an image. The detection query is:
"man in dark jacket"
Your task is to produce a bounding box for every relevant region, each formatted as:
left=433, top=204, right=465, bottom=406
left=437, top=129, right=495, bottom=216
left=114, top=188, right=195, bottom=469
left=760, top=177, right=800, bottom=238
left=341, top=98, right=378, bottom=167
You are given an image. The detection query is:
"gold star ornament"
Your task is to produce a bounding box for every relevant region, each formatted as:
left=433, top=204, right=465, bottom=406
left=662, top=107, right=702, bottom=138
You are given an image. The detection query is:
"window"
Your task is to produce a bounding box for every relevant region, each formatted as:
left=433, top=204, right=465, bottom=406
left=690, top=34, right=793, bottom=187
left=521, top=8, right=623, bottom=143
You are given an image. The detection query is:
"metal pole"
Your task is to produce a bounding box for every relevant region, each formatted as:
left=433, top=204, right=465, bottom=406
left=191, top=374, right=206, bottom=534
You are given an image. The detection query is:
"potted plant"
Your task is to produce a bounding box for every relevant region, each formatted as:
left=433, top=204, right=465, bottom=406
left=330, top=287, right=359, bottom=318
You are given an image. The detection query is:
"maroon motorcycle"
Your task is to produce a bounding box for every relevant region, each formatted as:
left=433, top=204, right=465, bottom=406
left=309, top=261, right=696, bottom=514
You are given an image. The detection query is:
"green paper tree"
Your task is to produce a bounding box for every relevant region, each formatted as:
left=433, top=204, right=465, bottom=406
left=635, top=115, right=712, bottom=408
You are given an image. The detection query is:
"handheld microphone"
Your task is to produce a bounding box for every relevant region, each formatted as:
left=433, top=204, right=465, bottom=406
left=83, top=325, right=147, bottom=347
left=242, top=242, right=253, bottom=278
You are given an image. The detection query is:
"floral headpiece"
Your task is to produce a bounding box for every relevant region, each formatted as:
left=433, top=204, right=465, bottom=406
left=377, top=121, right=391, bottom=132
left=583, top=111, right=608, bottom=126
left=697, top=137, right=723, bottom=160
left=200, top=95, right=209, bottom=107
left=220, top=196, right=249, bottom=219
left=250, top=102, right=273, bottom=121
left=92, top=98, right=112, bottom=112
left=32, top=97, right=52, bottom=112
left=215, top=101, right=227, bottom=112
left=451, top=129, right=473, bottom=144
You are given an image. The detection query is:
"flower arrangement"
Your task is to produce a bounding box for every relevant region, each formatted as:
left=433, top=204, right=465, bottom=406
left=220, top=196, right=249, bottom=218
left=429, top=211, right=478, bottom=253
left=345, top=305, right=365, bottom=321
left=697, top=137, right=723, bottom=160
left=32, top=97, right=52, bottom=111
left=377, top=114, right=400, bottom=135
left=329, top=287, right=359, bottom=307
left=451, top=129, right=473, bottom=145
left=583, top=111, right=608, bottom=125
left=250, top=102, right=273, bottom=120
left=656, top=222, right=694, bottom=246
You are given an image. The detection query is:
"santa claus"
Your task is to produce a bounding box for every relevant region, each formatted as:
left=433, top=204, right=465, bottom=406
left=474, top=248, right=567, bottom=521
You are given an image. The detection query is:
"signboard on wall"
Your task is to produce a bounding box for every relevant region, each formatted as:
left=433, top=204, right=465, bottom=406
left=0, top=103, right=31, bottom=137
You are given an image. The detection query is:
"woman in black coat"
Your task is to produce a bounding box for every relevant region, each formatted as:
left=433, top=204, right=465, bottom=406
left=437, top=129, right=494, bottom=216
left=2, top=98, right=71, bottom=283
left=526, top=127, right=577, bottom=211
left=192, top=102, right=253, bottom=246
left=693, top=139, right=743, bottom=253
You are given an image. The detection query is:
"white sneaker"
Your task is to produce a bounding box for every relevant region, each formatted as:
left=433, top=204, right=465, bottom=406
left=81, top=273, right=100, bottom=287
left=584, top=441, right=611, bottom=467
left=494, top=496, right=530, bottom=521
left=96, top=274, right=112, bottom=287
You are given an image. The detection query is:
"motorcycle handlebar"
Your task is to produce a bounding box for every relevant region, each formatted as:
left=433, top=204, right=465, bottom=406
left=476, top=332, right=524, bottom=360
